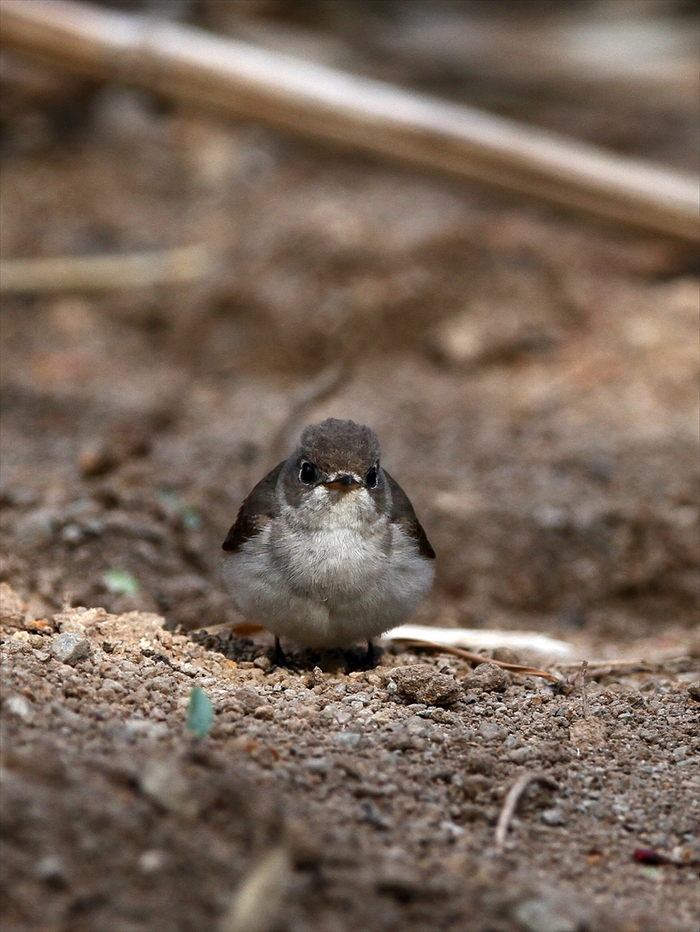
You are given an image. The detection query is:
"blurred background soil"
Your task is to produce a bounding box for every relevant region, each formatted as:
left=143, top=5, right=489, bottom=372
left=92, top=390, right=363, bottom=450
left=0, top=1, right=699, bottom=931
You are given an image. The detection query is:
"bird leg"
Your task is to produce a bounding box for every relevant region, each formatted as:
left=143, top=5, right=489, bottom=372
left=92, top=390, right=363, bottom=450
left=272, top=636, right=287, bottom=667
left=365, top=640, right=378, bottom=670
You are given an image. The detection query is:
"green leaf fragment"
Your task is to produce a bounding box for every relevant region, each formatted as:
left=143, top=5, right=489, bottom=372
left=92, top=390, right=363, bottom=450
left=102, top=569, right=140, bottom=596
left=181, top=506, right=202, bottom=531
left=157, top=489, right=201, bottom=529
left=186, top=686, right=214, bottom=737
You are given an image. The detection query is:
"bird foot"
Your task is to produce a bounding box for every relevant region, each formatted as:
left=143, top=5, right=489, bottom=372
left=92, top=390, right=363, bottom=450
left=365, top=640, right=379, bottom=670
left=271, top=636, right=287, bottom=667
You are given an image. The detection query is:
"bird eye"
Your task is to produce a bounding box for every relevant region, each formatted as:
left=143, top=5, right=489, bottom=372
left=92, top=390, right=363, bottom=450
left=299, top=462, right=317, bottom=484
left=365, top=466, right=378, bottom=488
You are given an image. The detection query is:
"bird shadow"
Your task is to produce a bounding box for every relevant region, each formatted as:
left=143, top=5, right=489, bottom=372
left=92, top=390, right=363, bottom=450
left=188, top=628, right=382, bottom=674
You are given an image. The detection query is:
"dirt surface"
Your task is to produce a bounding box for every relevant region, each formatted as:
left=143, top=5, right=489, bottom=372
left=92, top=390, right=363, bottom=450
left=2, top=590, right=699, bottom=932
left=1, top=2, right=700, bottom=931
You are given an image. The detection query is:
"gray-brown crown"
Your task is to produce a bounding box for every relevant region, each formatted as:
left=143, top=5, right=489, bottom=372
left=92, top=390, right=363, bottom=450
left=297, top=419, right=380, bottom=474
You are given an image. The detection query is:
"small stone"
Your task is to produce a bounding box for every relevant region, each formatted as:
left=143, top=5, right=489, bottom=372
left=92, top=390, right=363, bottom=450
left=375, top=864, right=421, bottom=897
left=390, top=664, right=462, bottom=706
left=0, top=583, right=28, bottom=627
left=431, top=708, right=459, bottom=725
left=478, top=721, right=503, bottom=742
left=384, top=728, right=423, bottom=751
left=462, top=749, right=496, bottom=775
left=138, top=850, right=166, bottom=873
left=569, top=717, right=606, bottom=751
left=458, top=774, right=490, bottom=798
left=60, top=523, right=84, bottom=545
left=123, top=718, right=169, bottom=740
left=491, top=647, right=521, bottom=665
left=333, top=732, right=363, bottom=749
left=305, top=756, right=329, bottom=774
left=0, top=486, right=37, bottom=507
left=541, top=807, right=567, bottom=826
left=5, top=694, right=34, bottom=722
left=234, top=687, right=265, bottom=713
left=50, top=632, right=92, bottom=665
left=139, top=757, right=199, bottom=818
left=253, top=654, right=272, bottom=671
left=15, top=509, right=56, bottom=548
left=687, top=682, right=700, bottom=702
left=462, top=662, right=510, bottom=693
left=513, top=893, right=585, bottom=932
left=35, top=855, right=66, bottom=883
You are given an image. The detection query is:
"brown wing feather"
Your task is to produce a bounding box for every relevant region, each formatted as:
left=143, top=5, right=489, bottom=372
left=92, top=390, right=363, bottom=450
left=383, top=470, right=435, bottom=560
left=222, top=461, right=285, bottom=552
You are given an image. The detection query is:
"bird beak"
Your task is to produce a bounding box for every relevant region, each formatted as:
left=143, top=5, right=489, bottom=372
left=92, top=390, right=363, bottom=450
left=322, top=474, right=362, bottom=491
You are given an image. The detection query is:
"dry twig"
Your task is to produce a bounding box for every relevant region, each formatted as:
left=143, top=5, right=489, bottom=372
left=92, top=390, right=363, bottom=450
left=0, top=244, right=213, bottom=295
left=396, top=639, right=560, bottom=683
left=269, top=362, right=351, bottom=463
left=579, top=660, right=589, bottom=719
left=494, top=772, right=560, bottom=850
left=219, top=846, right=292, bottom=932
left=1, top=0, right=697, bottom=243
left=555, top=656, right=696, bottom=679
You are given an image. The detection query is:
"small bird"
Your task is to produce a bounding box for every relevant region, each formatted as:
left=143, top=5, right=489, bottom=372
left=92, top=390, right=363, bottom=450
left=222, top=418, right=435, bottom=666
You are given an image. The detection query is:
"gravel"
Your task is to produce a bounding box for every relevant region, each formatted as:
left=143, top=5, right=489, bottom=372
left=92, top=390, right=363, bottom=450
left=2, top=590, right=698, bottom=932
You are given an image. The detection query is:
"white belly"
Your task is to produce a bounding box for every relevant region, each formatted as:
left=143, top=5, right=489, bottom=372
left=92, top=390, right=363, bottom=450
left=221, top=501, right=433, bottom=648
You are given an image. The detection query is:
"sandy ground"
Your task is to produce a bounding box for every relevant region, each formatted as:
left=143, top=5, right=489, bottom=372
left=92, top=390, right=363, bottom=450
left=1, top=588, right=699, bottom=932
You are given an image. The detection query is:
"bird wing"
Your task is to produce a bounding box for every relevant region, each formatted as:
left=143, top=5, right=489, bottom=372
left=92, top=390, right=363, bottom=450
left=383, top=470, right=435, bottom=560
left=222, top=460, right=285, bottom=552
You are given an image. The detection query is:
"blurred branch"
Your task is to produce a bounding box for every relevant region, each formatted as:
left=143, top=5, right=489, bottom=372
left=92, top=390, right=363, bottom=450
left=0, top=244, right=213, bottom=294
left=0, top=0, right=698, bottom=243
left=269, top=361, right=351, bottom=463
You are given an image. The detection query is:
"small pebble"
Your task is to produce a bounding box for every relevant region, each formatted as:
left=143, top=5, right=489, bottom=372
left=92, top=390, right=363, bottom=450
left=35, top=855, right=66, bottom=883
left=139, top=758, right=199, bottom=818
left=333, top=732, right=363, bottom=749
left=50, top=632, right=92, bottom=665
left=390, top=664, right=462, bottom=706
left=462, top=662, right=510, bottom=693
left=478, top=721, right=503, bottom=742
left=5, top=694, right=34, bottom=722
left=60, top=523, right=84, bottom=545
left=541, top=807, right=567, bottom=826
left=15, top=509, right=56, bottom=548
left=513, top=894, right=583, bottom=932
left=139, top=850, right=166, bottom=873
left=234, top=687, right=265, bottom=713
left=305, top=757, right=329, bottom=774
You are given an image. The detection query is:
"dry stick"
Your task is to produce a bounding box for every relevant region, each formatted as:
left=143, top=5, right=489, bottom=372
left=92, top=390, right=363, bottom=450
left=269, top=361, right=351, bottom=464
left=495, top=772, right=560, bottom=851
left=580, top=660, right=589, bottom=719
left=555, top=656, right=694, bottom=678
left=1, top=0, right=698, bottom=243
left=219, top=846, right=292, bottom=932
left=398, top=639, right=560, bottom=683
left=0, top=244, right=212, bottom=295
